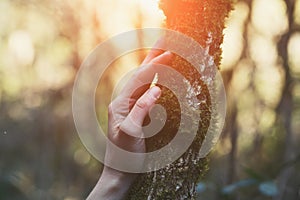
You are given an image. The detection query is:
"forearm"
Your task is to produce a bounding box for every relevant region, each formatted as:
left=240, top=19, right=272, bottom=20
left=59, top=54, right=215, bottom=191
left=87, top=167, right=136, bottom=200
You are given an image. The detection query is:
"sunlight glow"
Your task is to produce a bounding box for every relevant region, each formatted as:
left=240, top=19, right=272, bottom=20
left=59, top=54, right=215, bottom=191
left=221, top=2, right=249, bottom=68
left=288, top=33, right=300, bottom=74
left=254, top=64, right=283, bottom=107
left=138, top=0, right=160, bottom=13
left=138, top=0, right=165, bottom=27
left=93, top=0, right=164, bottom=97
left=252, top=0, right=288, bottom=36
left=295, top=0, right=300, bottom=25
left=249, top=34, right=277, bottom=66
left=231, top=60, right=252, bottom=93
left=8, top=30, right=35, bottom=66
left=95, top=0, right=162, bottom=38
left=74, top=148, right=91, bottom=166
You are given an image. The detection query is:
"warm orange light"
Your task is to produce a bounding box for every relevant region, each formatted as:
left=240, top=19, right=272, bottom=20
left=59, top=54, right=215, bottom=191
left=138, top=0, right=160, bottom=12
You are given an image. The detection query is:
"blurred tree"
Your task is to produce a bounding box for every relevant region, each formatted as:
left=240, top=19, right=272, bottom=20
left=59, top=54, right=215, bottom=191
left=1, top=0, right=299, bottom=199
left=200, top=0, right=300, bottom=199
left=275, top=0, right=297, bottom=199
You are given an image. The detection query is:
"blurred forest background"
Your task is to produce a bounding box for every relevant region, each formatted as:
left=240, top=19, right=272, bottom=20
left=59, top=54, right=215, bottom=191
left=0, top=0, right=299, bottom=199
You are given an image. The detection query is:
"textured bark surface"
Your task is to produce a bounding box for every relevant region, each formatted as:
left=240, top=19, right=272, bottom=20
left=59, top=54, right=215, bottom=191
left=126, top=1, right=232, bottom=199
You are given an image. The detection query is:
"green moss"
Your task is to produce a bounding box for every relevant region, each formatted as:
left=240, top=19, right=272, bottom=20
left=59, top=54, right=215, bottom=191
left=126, top=0, right=232, bottom=199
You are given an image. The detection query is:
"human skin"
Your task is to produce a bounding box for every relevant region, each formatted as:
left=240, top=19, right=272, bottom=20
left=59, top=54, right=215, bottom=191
left=87, top=45, right=173, bottom=200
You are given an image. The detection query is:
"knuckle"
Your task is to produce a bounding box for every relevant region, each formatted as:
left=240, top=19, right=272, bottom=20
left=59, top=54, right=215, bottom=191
left=108, top=103, right=114, bottom=118
left=136, top=96, right=150, bottom=109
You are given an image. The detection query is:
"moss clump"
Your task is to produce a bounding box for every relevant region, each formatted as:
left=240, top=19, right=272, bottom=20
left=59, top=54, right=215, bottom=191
left=126, top=0, right=232, bottom=199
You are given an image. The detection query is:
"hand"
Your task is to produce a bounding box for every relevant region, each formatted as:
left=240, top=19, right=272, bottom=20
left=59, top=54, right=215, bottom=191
left=87, top=44, right=173, bottom=200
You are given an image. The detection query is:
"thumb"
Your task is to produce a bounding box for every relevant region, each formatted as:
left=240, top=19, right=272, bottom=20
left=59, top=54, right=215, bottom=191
left=120, top=86, right=161, bottom=138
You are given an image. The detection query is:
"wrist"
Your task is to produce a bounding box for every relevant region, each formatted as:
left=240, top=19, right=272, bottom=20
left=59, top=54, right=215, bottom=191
left=100, top=166, right=137, bottom=185
left=87, top=166, right=137, bottom=200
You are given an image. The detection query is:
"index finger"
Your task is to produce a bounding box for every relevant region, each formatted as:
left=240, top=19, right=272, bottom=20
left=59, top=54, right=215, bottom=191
left=142, top=38, right=166, bottom=65
left=116, top=51, right=173, bottom=107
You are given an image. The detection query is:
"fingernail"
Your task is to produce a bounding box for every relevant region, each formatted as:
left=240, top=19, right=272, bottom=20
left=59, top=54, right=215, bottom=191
left=164, top=51, right=173, bottom=56
left=148, top=86, right=161, bottom=100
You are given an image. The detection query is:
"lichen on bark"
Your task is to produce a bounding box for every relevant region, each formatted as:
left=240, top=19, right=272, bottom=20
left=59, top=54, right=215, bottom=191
left=126, top=0, right=232, bottom=199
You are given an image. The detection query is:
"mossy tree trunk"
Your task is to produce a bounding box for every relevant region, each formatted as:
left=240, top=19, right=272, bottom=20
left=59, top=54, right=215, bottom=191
left=126, top=1, right=232, bottom=199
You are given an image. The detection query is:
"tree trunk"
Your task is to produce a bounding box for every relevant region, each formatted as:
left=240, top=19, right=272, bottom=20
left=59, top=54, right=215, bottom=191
left=126, top=1, right=232, bottom=199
